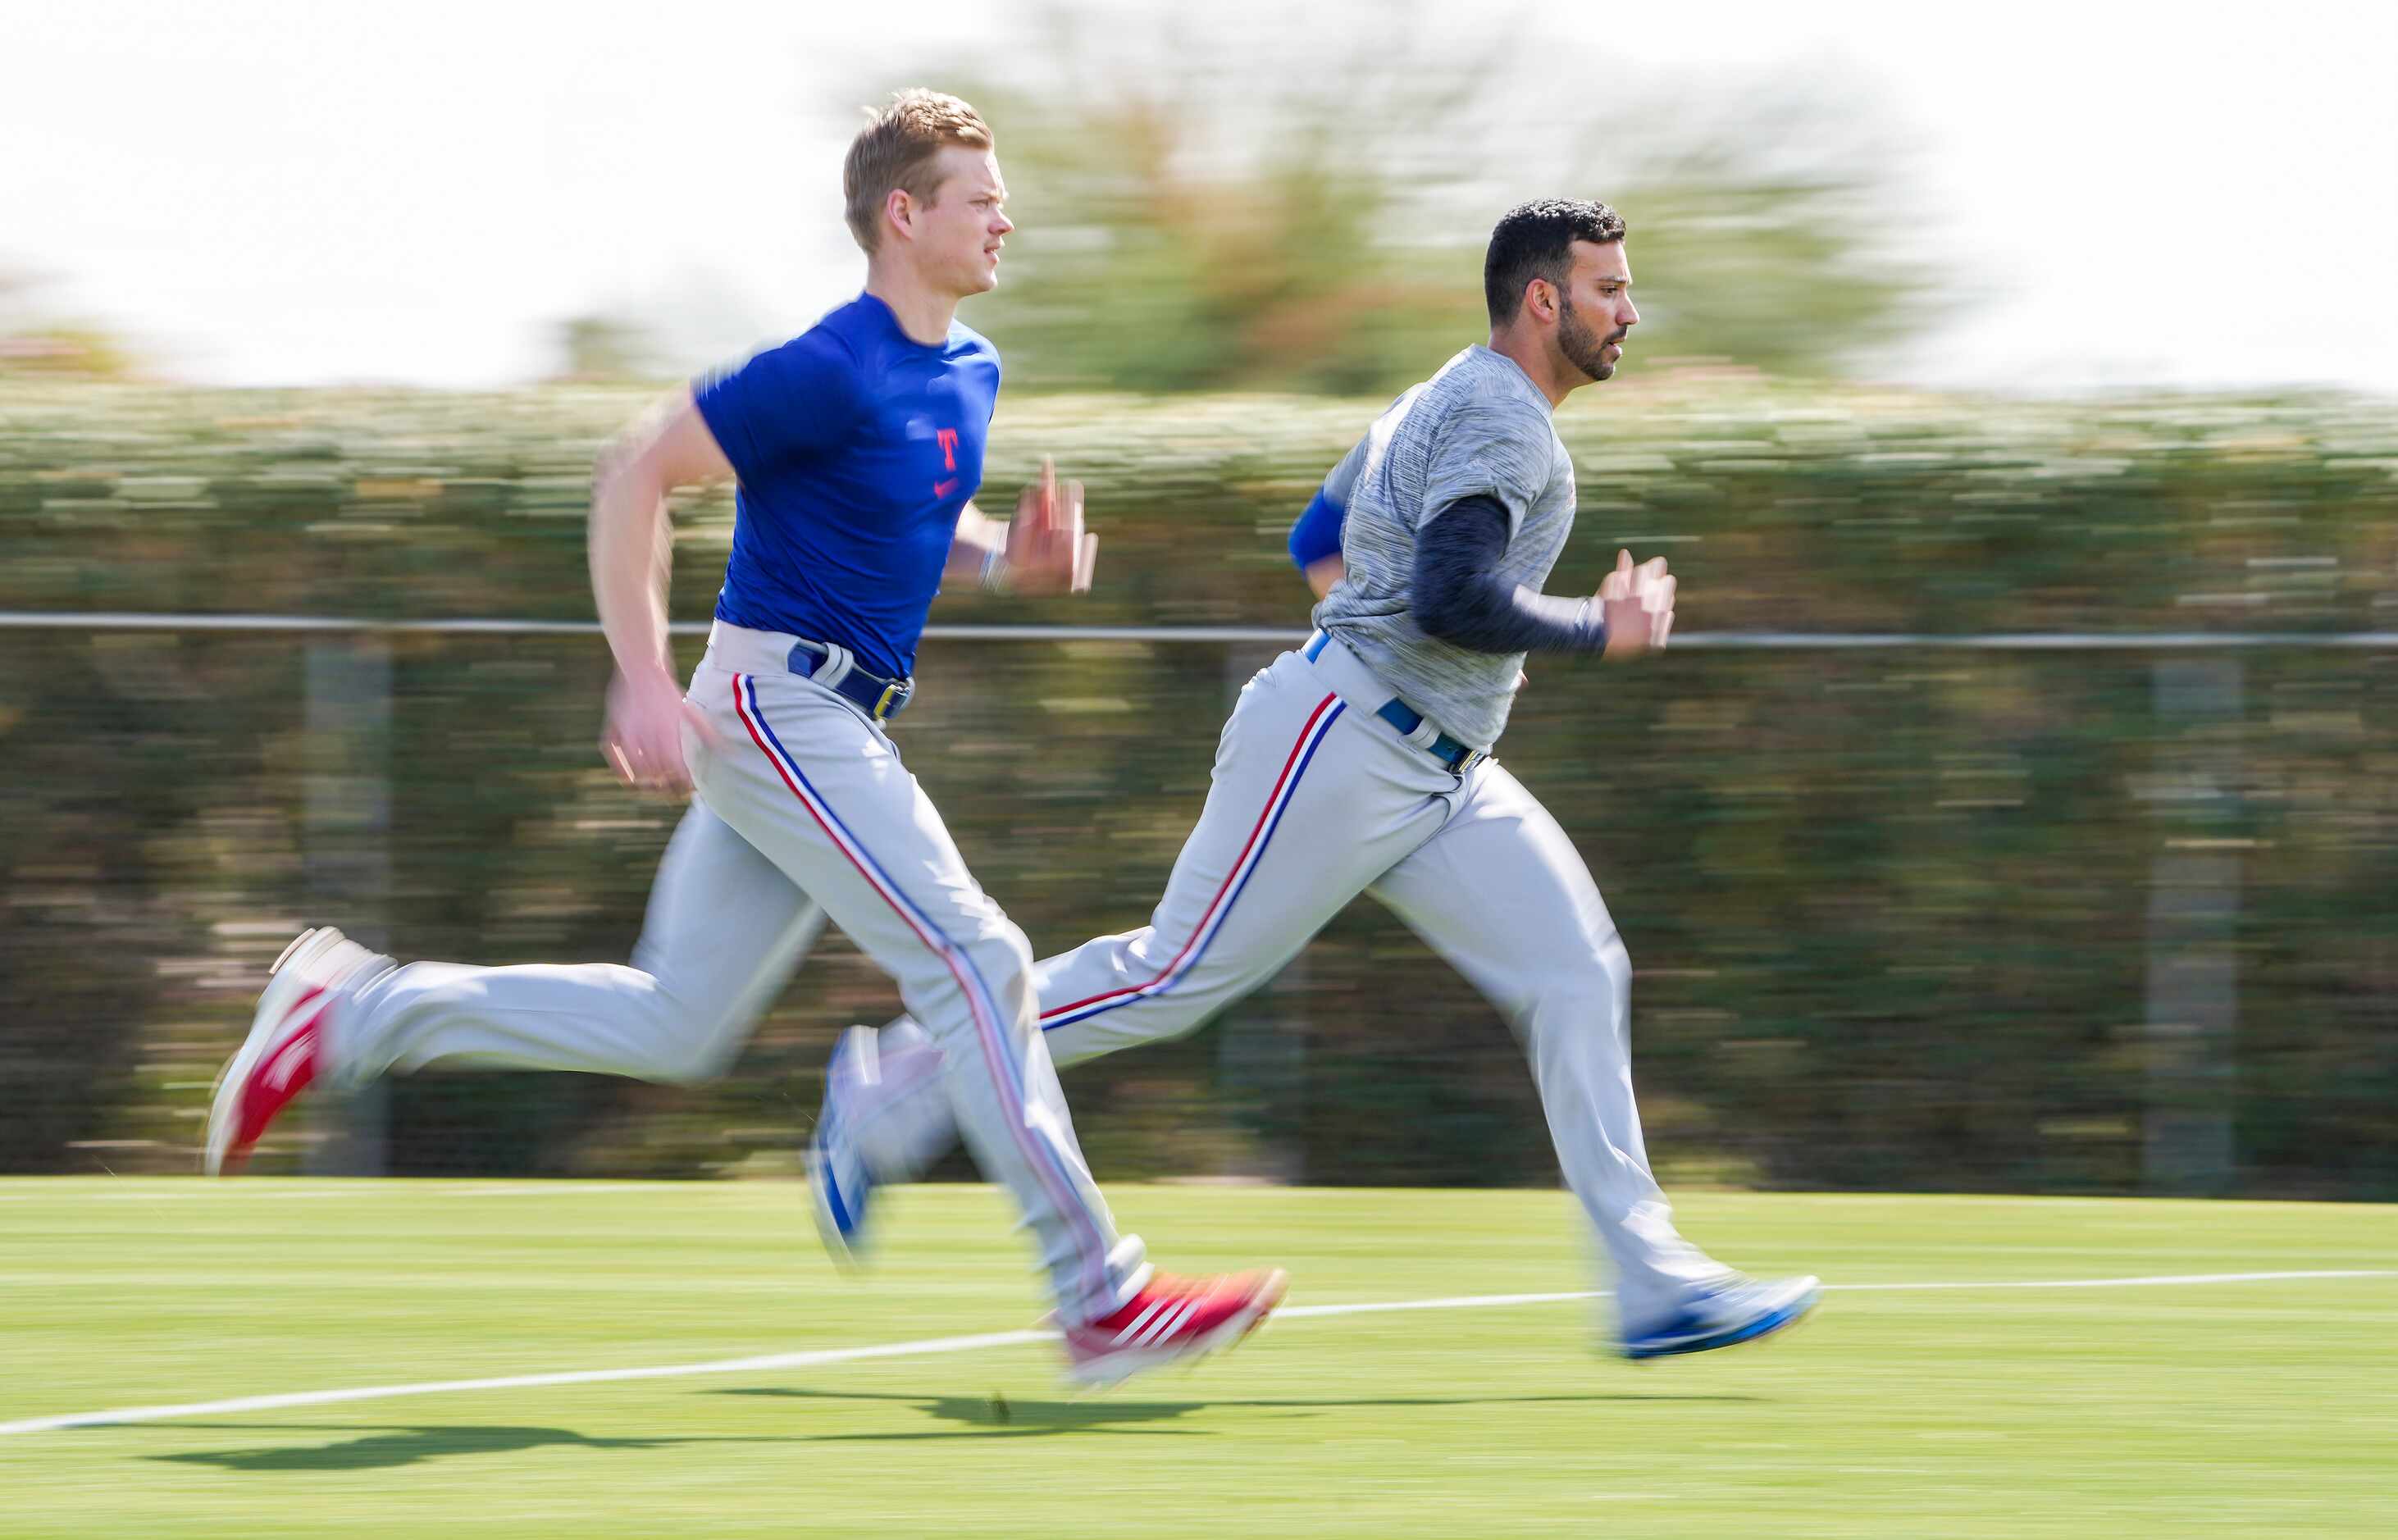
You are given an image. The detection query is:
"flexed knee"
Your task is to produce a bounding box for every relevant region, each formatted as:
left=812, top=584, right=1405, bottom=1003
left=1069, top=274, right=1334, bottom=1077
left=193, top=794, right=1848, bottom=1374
left=1596, top=932, right=1632, bottom=1005
left=644, top=998, right=754, bottom=1084
left=990, top=923, right=1038, bottom=1024
left=1593, top=931, right=1633, bottom=1036
left=955, top=918, right=1038, bottom=1035
left=636, top=967, right=772, bottom=1084
left=1507, top=929, right=1632, bottom=1042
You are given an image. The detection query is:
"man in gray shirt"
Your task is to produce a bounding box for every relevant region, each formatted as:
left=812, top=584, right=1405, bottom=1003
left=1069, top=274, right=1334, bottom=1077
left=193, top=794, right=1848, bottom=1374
left=1308, top=337, right=1586, bottom=748
left=817, top=199, right=1818, bottom=1361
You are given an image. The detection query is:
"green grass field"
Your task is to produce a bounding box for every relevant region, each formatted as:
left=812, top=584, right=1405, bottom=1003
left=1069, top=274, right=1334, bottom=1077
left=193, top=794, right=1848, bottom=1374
left=2, top=1181, right=2392, bottom=1537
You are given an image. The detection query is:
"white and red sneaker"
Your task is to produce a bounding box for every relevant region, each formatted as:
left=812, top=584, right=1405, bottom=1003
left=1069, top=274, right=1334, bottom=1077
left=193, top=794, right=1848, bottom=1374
left=1060, top=1268, right=1289, bottom=1387
left=203, top=927, right=387, bottom=1175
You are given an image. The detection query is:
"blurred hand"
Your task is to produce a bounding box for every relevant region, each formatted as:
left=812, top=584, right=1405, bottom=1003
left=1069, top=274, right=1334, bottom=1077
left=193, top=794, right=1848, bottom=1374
left=600, top=667, right=714, bottom=797
left=1007, top=458, right=1098, bottom=595
left=1598, top=548, right=1675, bottom=659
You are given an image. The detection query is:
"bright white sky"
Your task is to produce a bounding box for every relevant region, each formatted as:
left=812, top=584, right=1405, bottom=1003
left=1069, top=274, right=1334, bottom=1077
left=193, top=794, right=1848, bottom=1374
left=6, top=0, right=2393, bottom=394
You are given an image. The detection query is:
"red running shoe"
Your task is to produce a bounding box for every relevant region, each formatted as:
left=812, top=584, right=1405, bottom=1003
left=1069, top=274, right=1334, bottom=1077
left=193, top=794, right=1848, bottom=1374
left=203, top=927, right=385, bottom=1175
left=1060, top=1268, right=1289, bottom=1387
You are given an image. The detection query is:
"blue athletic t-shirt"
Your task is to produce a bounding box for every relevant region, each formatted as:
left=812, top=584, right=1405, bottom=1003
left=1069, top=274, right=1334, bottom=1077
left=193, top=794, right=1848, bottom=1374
left=693, top=293, right=1000, bottom=681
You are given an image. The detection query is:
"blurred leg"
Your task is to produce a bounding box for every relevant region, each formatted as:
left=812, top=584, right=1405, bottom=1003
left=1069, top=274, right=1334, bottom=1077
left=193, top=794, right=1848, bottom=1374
left=842, top=652, right=1451, bottom=1178
left=335, top=800, right=823, bottom=1086
left=1365, top=762, right=1732, bottom=1324
left=712, top=664, right=1144, bottom=1324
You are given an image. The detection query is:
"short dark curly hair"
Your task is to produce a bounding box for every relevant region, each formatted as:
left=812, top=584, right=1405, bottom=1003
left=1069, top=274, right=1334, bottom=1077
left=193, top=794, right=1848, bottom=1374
left=1483, top=198, right=1628, bottom=326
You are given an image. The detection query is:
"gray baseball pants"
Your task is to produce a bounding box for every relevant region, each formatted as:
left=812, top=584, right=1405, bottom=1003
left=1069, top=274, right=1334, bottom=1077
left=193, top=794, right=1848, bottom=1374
left=845, top=631, right=1731, bottom=1324
left=330, top=621, right=1148, bottom=1326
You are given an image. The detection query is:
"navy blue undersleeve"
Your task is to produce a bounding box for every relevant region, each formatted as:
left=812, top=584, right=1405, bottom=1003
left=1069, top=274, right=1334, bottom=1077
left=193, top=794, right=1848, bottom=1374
left=1411, top=495, right=1606, bottom=655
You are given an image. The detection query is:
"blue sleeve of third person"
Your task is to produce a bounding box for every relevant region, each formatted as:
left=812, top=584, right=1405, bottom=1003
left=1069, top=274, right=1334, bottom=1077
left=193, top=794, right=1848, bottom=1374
left=1287, top=488, right=1346, bottom=570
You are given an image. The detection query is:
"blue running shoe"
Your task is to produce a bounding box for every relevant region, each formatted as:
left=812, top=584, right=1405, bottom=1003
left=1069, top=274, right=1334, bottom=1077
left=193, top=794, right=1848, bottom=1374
left=1621, top=1274, right=1821, bottom=1360
left=808, top=1027, right=878, bottom=1270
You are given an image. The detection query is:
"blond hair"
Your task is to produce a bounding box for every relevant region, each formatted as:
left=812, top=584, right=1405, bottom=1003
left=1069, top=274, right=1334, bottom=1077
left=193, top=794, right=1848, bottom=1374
left=843, top=89, right=993, bottom=254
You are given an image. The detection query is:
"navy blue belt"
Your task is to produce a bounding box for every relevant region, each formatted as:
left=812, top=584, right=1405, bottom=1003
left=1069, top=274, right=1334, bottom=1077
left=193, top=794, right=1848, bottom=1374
left=789, top=641, right=914, bottom=722
left=1375, top=699, right=1488, bottom=773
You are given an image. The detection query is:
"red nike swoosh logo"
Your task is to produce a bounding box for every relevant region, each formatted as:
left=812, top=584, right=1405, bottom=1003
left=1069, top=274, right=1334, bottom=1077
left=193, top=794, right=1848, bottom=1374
left=933, top=478, right=959, bottom=498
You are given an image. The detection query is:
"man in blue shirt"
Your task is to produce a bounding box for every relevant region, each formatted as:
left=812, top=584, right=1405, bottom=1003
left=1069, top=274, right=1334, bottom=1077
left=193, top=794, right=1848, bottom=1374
left=204, top=89, right=1285, bottom=1387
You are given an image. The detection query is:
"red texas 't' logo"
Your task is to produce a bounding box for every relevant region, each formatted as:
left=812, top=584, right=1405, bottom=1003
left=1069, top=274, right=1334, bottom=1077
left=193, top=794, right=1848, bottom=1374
left=932, top=427, right=961, bottom=499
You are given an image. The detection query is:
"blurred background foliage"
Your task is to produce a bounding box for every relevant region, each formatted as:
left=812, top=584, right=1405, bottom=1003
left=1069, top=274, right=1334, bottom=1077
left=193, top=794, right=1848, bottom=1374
left=2, top=7, right=2391, bottom=1195
left=841, top=2, right=1940, bottom=394
left=0, top=269, right=141, bottom=381
left=2, top=377, right=2392, bottom=1195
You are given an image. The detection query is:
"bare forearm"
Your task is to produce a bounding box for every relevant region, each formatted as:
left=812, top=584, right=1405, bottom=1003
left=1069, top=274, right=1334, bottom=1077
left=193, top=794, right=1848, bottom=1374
left=942, top=501, right=1005, bottom=588
left=588, top=456, right=677, bottom=687
left=586, top=391, right=735, bottom=687
left=945, top=464, right=1092, bottom=597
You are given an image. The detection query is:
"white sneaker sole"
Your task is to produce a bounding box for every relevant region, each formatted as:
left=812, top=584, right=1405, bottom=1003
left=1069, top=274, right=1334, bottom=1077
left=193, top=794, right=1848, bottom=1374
left=1062, top=1269, right=1290, bottom=1389
left=202, top=927, right=343, bottom=1176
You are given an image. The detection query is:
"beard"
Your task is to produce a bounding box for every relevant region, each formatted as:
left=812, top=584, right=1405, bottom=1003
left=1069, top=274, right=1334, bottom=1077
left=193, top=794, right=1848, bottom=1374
left=1557, top=294, right=1624, bottom=382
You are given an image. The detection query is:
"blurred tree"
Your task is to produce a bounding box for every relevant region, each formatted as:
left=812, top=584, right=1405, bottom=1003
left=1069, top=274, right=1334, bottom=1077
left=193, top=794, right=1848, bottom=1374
left=0, top=269, right=139, bottom=380
left=1534, top=83, right=1947, bottom=376
left=549, top=312, right=658, bottom=384
left=865, top=2, right=1942, bottom=393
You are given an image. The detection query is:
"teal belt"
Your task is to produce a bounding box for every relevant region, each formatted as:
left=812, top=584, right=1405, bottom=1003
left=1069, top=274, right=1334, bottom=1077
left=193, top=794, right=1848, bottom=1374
left=1303, top=631, right=1486, bottom=772
left=1374, top=698, right=1488, bottom=773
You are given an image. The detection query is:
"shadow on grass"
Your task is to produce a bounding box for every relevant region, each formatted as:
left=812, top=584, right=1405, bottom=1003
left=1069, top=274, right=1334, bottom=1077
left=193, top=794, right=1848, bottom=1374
left=122, top=1382, right=1761, bottom=1465
left=713, top=1385, right=1760, bottom=1441
left=144, top=1422, right=794, bottom=1471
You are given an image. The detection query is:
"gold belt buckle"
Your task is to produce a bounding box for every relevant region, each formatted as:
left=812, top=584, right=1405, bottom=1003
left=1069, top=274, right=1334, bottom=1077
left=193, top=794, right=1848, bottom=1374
left=872, top=681, right=902, bottom=721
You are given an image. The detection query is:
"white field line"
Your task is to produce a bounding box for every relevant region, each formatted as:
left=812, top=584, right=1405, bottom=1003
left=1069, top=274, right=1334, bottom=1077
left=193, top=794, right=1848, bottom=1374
left=1827, top=1269, right=2397, bottom=1292
left=1277, top=1289, right=1602, bottom=1319
left=1, top=1268, right=2389, bottom=1439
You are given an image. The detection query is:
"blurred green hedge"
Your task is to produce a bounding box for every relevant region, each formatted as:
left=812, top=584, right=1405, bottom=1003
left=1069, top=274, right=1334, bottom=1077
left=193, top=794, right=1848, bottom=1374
left=6, top=378, right=2396, bottom=631
left=2, top=380, right=2393, bottom=1195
